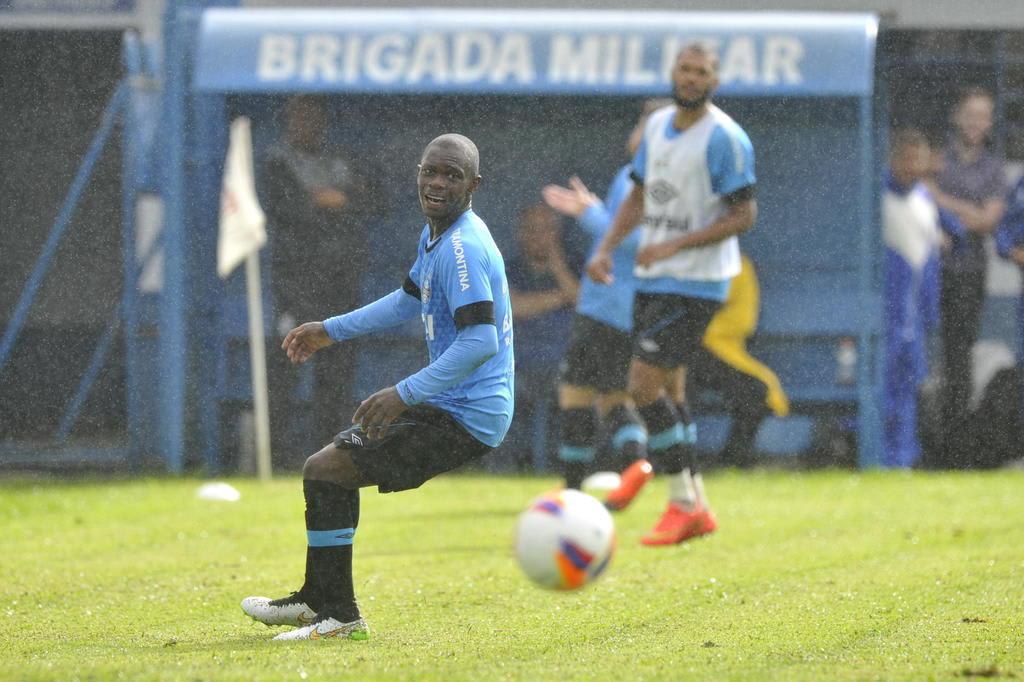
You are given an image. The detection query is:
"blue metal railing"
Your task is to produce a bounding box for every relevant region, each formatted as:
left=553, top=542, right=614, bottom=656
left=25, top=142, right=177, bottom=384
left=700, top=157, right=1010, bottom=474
left=55, top=232, right=162, bottom=442
left=0, top=81, right=128, bottom=375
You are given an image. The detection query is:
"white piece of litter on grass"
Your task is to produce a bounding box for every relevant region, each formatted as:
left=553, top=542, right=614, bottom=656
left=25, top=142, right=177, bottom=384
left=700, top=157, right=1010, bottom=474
left=196, top=482, right=241, bottom=502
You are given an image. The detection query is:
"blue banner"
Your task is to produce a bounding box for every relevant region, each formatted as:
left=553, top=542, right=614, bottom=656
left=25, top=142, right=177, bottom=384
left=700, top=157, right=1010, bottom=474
left=194, top=9, right=877, bottom=97
left=0, top=0, right=132, bottom=10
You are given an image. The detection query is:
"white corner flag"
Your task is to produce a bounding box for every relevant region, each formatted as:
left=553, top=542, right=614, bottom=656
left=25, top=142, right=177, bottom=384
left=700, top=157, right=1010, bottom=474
left=219, top=117, right=266, bottom=278
left=218, top=117, right=272, bottom=481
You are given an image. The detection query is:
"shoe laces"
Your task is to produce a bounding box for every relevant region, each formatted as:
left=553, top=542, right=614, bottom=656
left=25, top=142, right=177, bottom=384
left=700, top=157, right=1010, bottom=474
left=268, top=591, right=307, bottom=607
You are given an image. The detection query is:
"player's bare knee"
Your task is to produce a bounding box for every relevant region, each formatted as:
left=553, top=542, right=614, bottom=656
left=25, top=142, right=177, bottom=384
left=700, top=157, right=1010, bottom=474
left=558, top=383, right=597, bottom=410
left=301, top=449, right=328, bottom=481
left=630, top=384, right=661, bottom=407
left=303, top=444, right=340, bottom=481
left=303, top=445, right=364, bottom=489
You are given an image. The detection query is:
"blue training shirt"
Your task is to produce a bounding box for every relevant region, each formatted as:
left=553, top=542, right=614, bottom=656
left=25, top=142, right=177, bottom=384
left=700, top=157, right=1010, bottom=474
left=575, top=164, right=641, bottom=333
left=402, top=210, right=515, bottom=447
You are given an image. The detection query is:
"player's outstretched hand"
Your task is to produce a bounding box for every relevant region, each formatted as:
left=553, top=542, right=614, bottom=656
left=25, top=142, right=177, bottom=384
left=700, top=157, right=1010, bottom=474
left=282, top=321, right=335, bottom=364
left=586, top=249, right=614, bottom=285
left=352, top=386, right=407, bottom=441
left=542, top=176, right=599, bottom=218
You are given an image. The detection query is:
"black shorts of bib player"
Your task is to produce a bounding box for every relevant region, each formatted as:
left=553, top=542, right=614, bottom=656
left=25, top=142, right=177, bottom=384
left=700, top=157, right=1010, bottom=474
left=631, top=293, right=720, bottom=369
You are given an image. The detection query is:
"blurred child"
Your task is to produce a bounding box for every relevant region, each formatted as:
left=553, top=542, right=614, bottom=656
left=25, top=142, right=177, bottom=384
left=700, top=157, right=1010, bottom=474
left=882, top=130, right=964, bottom=468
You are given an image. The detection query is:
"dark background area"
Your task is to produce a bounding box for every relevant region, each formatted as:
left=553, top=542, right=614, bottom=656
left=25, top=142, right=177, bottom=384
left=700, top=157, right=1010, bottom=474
left=2, top=27, right=1022, bottom=443
left=0, top=30, right=123, bottom=439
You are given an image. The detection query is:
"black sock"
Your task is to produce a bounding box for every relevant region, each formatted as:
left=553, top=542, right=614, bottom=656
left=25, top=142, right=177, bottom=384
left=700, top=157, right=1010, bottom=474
left=299, top=546, right=322, bottom=610
left=303, top=479, right=360, bottom=622
left=604, top=404, right=647, bottom=470
left=638, top=398, right=685, bottom=475
left=558, top=407, right=597, bottom=489
left=563, top=461, right=587, bottom=490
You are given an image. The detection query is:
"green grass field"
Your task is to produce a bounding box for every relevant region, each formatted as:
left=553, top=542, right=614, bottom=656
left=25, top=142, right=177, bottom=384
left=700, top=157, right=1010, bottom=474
left=1, top=471, right=1022, bottom=681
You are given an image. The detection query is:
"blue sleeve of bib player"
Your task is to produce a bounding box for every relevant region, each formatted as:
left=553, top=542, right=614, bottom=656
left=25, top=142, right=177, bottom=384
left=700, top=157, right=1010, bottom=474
left=707, top=124, right=756, bottom=196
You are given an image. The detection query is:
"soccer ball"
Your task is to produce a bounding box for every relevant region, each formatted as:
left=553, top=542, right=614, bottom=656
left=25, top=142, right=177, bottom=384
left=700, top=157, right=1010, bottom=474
left=514, top=489, right=616, bottom=590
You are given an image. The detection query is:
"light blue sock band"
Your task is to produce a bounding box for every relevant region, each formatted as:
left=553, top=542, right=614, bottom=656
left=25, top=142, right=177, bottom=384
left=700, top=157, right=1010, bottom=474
left=648, top=424, right=686, bottom=451
left=683, top=422, right=698, bottom=445
left=558, top=445, right=597, bottom=462
left=307, top=528, right=355, bottom=547
left=612, top=424, right=648, bottom=450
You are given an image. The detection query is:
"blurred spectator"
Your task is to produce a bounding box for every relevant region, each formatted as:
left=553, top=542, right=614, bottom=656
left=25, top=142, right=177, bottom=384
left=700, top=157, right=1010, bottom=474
left=504, top=204, right=579, bottom=468
left=996, top=173, right=1024, bottom=274
left=883, top=129, right=964, bottom=468
left=986, top=179, right=1024, bottom=465
left=685, top=254, right=790, bottom=468
left=927, top=87, right=1006, bottom=460
left=262, top=95, right=376, bottom=464
left=997, top=173, right=1024, bottom=359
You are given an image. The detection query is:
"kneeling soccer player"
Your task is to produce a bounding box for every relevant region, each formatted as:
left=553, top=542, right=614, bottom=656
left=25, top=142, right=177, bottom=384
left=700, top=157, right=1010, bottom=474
left=241, top=133, right=514, bottom=640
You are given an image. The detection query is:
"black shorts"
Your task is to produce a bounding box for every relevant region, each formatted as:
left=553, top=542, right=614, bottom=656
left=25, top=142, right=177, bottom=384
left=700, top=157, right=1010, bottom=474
left=559, top=314, right=634, bottom=393
left=632, top=293, right=720, bottom=369
left=334, top=404, right=491, bottom=493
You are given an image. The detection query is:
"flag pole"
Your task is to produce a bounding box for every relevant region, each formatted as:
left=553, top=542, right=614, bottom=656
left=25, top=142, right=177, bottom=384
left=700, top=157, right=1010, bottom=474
left=244, top=251, right=272, bottom=481
left=219, top=116, right=271, bottom=480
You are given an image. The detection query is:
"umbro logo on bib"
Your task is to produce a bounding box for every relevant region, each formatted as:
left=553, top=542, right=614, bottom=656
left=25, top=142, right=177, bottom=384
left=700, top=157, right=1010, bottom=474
left=640, top=338, right=660, bottom=353
left=647, top=180, right=678, bottom=205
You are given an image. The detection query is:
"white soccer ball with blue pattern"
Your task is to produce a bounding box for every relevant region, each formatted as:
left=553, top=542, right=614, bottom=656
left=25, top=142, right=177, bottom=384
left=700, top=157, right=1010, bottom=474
left=514, top=489, right=616, bottom=590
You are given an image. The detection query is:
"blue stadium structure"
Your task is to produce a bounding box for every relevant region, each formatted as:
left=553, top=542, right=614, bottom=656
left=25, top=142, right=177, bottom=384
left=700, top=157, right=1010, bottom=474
left=121, top=2, right=882, bottom=470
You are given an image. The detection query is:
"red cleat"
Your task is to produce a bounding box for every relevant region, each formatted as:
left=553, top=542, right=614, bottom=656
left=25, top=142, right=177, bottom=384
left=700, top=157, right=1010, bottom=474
left=640, top=502, right=717, bottom=546
left=604, top=459, right=654, bottom=511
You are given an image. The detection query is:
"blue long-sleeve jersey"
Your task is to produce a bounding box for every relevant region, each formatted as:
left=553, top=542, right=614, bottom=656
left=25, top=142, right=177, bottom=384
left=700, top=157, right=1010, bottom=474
left=995, top=175, right=1024, bottom=358
left=576, top=164, right=641, bottom=332
left=996, top=175, right=1024, bottom=259
left=324, top=209, right=514, bottom=447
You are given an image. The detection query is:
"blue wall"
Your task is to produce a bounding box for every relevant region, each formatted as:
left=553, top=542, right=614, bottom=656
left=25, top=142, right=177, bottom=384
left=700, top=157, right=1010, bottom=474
left=216, top=93, right=873, bottom=434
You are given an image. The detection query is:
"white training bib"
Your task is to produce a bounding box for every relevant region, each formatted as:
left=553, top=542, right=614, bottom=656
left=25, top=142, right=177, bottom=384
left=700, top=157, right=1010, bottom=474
left=636, top=104, right=744, bottom=283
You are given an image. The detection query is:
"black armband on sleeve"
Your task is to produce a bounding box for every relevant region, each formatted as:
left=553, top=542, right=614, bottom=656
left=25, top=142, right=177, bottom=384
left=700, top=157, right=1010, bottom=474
left=453, top=301, right=495, bottom=330
left=723, top=185, right=756, bottom=205
left=628, top=170, right=645, bottom=187
left=402, top=277, right=421, bottom=300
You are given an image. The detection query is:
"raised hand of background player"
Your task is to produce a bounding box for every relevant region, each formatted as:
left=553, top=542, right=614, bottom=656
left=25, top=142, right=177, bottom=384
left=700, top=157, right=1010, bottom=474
left=352, top=386, right=406, bottom=440
left=542, top=176, right=599, bottom=218
left=281, top=321, right=335, bottom=364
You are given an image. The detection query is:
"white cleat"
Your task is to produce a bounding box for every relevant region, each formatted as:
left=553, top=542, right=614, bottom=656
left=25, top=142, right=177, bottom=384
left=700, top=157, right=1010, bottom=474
left=241, top=593, right=317, bottom=627
left=273, top=615, right=370, bottom=641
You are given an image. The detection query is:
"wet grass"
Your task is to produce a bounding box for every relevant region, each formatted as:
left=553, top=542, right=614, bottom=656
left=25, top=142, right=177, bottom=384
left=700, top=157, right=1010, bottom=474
left=0, top=470, right=1022, bottom=680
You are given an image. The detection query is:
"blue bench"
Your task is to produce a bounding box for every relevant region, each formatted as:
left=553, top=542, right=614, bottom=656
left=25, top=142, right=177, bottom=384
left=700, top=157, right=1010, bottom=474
left=694, top=271, right=878, bottom=456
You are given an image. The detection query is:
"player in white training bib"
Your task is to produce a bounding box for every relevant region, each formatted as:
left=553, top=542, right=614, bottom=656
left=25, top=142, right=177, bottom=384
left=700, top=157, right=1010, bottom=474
left=587, top=42, right=758, bottom=546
